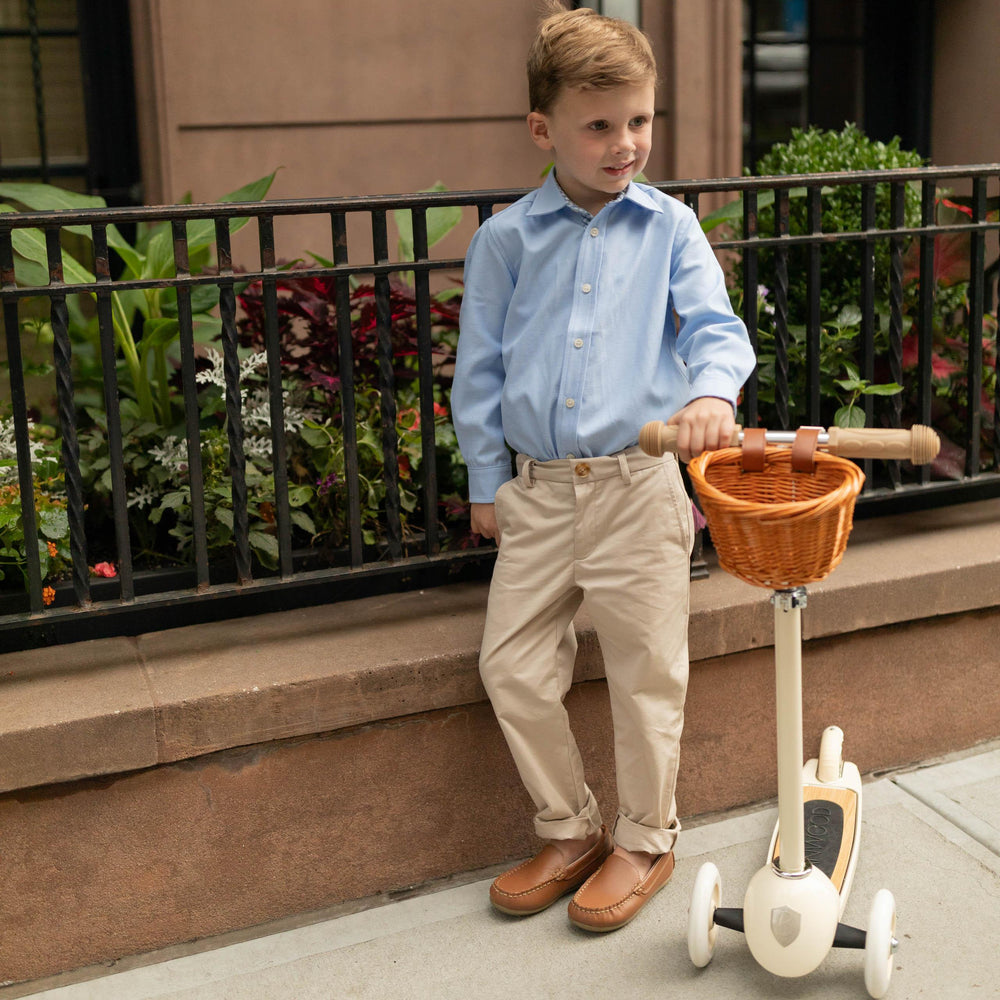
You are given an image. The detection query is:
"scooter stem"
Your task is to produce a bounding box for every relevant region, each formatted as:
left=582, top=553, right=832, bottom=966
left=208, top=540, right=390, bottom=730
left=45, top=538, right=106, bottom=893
left=772, top=588, right=807, bottom=873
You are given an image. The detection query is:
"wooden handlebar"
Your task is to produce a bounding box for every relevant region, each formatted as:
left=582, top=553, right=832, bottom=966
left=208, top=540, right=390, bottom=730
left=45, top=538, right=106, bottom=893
left=638, top=421, right=940, bottom=465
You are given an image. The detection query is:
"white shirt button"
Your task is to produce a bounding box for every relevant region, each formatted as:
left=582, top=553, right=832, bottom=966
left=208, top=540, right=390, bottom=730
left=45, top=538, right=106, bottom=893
left=590, top=227, right=599, bottom=237
left=573, top=338, right=584, bottom=348
left=566, top=453, right=576, bottom=459
left=581, top=283, right=592, bottom=293
left=565, top=398, right=575, bottom=408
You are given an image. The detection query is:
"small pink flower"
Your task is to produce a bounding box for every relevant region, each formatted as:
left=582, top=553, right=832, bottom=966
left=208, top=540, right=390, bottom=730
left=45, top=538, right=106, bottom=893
left=92, top=561, right=117, bottom=578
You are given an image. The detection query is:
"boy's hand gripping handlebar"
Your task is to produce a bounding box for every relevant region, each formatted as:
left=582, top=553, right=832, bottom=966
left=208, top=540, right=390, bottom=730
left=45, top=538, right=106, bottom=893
left=638, top=421, right=941, bottom=465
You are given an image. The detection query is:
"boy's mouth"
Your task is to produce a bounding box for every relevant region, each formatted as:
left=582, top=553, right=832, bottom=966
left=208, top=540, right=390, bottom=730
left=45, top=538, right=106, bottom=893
left=603, top=162, right=634, bottom=179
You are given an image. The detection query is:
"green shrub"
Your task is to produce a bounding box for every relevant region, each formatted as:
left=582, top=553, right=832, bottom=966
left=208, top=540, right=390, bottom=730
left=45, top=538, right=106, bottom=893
left=748, top=123, right=924, bottom=326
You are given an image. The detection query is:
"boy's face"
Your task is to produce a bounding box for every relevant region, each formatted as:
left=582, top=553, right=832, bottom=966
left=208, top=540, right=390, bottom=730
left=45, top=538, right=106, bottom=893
left=527, top=82, right=655, bottom=216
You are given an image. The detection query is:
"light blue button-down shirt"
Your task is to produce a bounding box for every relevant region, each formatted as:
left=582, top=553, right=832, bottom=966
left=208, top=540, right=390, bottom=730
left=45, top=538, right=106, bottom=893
left=452, top=171, right=756, bottom=503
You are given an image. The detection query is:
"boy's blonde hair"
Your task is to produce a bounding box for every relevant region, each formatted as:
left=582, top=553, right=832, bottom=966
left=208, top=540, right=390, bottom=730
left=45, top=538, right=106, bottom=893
left=527, top=3, right=657, bottom=113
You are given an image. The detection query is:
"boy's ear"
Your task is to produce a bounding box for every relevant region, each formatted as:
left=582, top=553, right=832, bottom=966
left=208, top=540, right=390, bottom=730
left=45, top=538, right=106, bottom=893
left=527, top=111, right=554, bottom=151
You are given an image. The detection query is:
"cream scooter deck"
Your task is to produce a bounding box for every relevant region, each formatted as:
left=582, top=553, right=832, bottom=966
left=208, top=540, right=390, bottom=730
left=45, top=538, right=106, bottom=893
left=769, top=727, right=861, bottom=912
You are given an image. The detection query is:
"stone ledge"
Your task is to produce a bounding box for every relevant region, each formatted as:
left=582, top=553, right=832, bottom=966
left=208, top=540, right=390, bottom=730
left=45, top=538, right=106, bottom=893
left=1, top=498, right=998, bottom=795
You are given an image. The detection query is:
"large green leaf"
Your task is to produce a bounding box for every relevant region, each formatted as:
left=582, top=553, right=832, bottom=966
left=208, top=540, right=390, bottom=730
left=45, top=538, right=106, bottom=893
left=4, top=218, right=96, bottom=286
left=0, top=181, right=106, bottom=213
left=140, top=317, right=180, bottom=349
left=0, top=182, right=141, bottom=274
left=395, top=182, right=462, bottom=262
left=182, top=171, right=278, bottom=253
left=698, top=187, right=810, bottom=234
left=143, top=228, right=176, bottom=280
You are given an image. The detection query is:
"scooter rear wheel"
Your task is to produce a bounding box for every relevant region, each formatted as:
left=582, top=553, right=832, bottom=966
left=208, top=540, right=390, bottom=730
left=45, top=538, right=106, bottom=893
left=688, top=862, right=721, bottom=968
left=864, top=888, right=896, bottom=998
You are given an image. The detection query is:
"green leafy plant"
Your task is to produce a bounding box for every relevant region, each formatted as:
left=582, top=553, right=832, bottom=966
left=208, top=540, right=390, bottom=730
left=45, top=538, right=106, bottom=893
left=234, top=184, right=470, bottom=546
left=0, top=173, right=276, bottom=425
left=748, top=124, right=925, bottom=326
left=77, top=348, right=318, bottom=571
left=753, top=296, right=902, bottom=428
left=292, top=382, right=438, bottom=550
left=0, top=415, right=70, bottom=600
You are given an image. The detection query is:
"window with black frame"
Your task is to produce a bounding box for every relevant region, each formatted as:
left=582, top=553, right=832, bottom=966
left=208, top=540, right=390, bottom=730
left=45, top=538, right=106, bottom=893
left=0, top=0, right=140, bottom=205
left=743, top=0, right=933, bottom=171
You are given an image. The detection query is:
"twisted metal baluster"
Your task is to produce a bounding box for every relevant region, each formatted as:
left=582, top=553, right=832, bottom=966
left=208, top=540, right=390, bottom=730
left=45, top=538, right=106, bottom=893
left=411, top=207, right=439, bottom=557
left=887, top=183, right=906, bottom=489
left=171, top=218, right=210, bottom=587
left=92, top=225, right=134, bottom=600
left=1, top=230, right=43, bottom=611
left=917, top=180, right=936, bottom=485
left=742, top=188, right=759, bottom=427
left=331, top=211, right=363, bottom=567
left=215, top=218, right=251, bottom=584
left=47, top=227, right=90, bottom=604
left=773, top=188, right=790, bottom=430
left=372, top=210, right=402, bottom=560
left=258, top=214, right=292, bottom=576
left=966, top=179, right=986, bottom=477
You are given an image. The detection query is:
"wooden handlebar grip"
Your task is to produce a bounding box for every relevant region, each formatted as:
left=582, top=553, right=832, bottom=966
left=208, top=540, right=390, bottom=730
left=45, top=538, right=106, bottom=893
left=638, top=421, right=673, bottom=455
left=638, top=420, right=743, bottom=456
left=825, top=425, right=940, bottom=464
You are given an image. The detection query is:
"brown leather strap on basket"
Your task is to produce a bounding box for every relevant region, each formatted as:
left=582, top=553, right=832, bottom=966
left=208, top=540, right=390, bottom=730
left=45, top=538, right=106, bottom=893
left=791, top=427, right=821, bottom=472
left=741, top=427, right=767, bottom=472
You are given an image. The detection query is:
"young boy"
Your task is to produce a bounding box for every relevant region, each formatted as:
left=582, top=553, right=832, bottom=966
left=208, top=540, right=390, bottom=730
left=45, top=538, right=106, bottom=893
left=451, top=4, right=755, bottom=932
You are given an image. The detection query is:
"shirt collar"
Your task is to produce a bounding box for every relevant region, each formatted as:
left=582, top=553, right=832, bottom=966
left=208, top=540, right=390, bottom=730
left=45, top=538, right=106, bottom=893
left=526, top=168, right=663, bottom=218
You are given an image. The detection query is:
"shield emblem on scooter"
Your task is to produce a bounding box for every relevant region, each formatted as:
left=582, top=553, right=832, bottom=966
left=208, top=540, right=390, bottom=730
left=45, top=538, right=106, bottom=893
left=770, top=905, right=801, bottom=947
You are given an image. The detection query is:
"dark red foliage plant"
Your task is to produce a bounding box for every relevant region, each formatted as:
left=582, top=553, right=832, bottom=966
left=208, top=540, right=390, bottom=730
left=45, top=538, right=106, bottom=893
left=237, top=266, right=461, bottom=402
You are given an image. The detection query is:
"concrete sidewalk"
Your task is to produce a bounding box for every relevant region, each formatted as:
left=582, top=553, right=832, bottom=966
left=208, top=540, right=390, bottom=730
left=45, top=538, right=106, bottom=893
left=14, top=740, right=1000, bottom=1000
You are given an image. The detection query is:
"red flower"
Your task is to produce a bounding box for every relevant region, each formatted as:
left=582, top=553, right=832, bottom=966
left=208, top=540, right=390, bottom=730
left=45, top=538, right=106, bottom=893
left=92, top=561, right=117, bottom=578
left=397, top=407, right=420, bottom=431
left=931, top=354, right=962, bottom=380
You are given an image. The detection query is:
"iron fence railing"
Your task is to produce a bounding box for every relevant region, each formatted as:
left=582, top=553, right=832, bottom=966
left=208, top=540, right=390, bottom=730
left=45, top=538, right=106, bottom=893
left=2, top=165, right=999, bottom=649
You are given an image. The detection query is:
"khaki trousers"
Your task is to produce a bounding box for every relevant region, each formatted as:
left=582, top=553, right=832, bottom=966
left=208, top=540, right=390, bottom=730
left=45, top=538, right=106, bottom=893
left=480, top=447, right=694, bottom=855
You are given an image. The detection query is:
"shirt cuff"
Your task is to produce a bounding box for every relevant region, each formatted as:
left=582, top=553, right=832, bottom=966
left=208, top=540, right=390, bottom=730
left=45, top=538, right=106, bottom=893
left=467, top=462, right=515, bottom=504
left=689, top=377, right=742, bottom=411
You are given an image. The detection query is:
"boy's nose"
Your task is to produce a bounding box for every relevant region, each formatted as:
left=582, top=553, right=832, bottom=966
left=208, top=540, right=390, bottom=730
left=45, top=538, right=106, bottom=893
left=612, top=131, right=636, bottom=154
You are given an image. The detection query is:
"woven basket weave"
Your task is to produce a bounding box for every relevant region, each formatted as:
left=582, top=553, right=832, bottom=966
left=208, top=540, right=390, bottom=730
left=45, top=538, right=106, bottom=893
left=687, top=446, right=866, bottom=590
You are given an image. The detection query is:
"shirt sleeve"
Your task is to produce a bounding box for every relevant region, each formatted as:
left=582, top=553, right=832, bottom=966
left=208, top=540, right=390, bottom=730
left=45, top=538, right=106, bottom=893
left=668, top=209, right=757, bottom=407
left=451, top=222, right=516, bottom=503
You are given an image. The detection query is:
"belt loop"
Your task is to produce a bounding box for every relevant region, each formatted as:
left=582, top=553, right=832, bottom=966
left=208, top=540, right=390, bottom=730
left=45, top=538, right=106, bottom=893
left=521, top=458, right=537, bottom=488
left=617, top=452, right=632, bottom=484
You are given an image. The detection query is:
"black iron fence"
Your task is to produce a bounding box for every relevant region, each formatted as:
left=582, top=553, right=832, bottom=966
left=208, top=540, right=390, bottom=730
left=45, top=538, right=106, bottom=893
left=2, top=165, right=999, bottom=649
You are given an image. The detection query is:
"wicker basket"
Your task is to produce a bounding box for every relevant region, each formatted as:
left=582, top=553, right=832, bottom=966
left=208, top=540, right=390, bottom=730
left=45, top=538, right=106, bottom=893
left=687, top=446, right=866, bottom=590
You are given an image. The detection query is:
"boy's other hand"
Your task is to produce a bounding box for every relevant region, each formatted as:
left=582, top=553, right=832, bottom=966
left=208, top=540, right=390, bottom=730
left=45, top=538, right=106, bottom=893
left=471, top=502, right=500, bottom=543
left=667, top=397, right=737, bottom=463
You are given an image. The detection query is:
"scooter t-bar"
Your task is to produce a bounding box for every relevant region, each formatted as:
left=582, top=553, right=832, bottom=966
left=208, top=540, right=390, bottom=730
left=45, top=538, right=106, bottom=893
left=639, top=422, right=940, bottom=466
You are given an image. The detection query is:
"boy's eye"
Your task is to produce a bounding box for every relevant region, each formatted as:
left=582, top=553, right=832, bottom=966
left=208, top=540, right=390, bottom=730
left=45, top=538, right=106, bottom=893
left=588, top=120, right=609, bottom=132
left=630, top=116, right=649, bottom=128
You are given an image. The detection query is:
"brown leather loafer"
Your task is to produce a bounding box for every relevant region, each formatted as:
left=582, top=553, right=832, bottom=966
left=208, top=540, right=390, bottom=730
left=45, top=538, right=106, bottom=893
left=489, top=826, right=614, bottom=916
left=567, top=850, right=675, bottom=931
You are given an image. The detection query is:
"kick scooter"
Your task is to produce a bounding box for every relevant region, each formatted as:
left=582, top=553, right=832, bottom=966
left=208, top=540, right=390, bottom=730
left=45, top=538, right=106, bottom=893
left=640, top=421, right=940, bottom=999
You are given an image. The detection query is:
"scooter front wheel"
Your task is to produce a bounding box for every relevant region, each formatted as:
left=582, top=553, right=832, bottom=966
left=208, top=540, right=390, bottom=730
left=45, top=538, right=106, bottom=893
left=688, top=862, right=721, bottom=968
left=864, top=888, right=897, bottom=998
